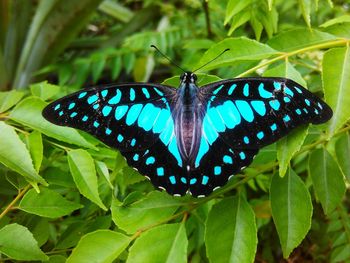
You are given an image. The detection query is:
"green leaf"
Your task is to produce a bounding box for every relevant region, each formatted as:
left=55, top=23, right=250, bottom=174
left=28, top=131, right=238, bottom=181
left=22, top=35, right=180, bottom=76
left=263, top=61, right=307, bottom=87
left=309, top=148, right=346, bottom=215
left=205, top=194, right=257, bottom=263
left=111, top=191, right=181, bottom=234
left=19, top=188, right=82, bottom=218
left=133, top=56, right=155, bottom=82
left=91, top=54, right=106, bottom=83
left=196, top=38, right=277, bottom=71
left=228, top=11, right=251, bottom=36
left=0, top=223, right=48, bottom=261
left=30, top=81, right=60, bottom=100
left=323, top=46, right=350, bottom=137
left=96, top=160, right=113, bottom=189
left=276, top=126, right=309, bottom=177
left=27, top=130, right=43, bottom=172
left=98, top=0, right=133, bottom=23
left=267, top=29, right=336, bottom=52
left=224, top=0, right=252, bottom=25
left=270, top=169, right=312, bottom=258
left=67, top=230, right=131, bottom=263
left=320, top=15, right=350, bottom=28
left=0, top=90, right=24, bottom=113
left=9, top=97, right=96, bottom=149
left=0, top=121, right=46, bottom=185
left=110, top=56, right=122, bottom=80
left=163, top=74, right=222, bottom=87
left=298, top=0, right=311, bottom=27
left=335, top=132, right=350, bottom=182
left=127, top=223, right=187, bottom=263
left=68, top=149, right=107, bottom=210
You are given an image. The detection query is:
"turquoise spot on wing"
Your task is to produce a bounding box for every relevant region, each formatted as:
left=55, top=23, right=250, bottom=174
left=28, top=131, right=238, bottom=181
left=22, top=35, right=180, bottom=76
left=126, top=104, right=143, bottom=126
left=190, top=178, right=197, bottom=185
left=102, top=106, right=112, bottom=117
left=130, top=138, right=136, bottom=146
left=82, top=115, right=88, bottom=121
left=239, top=152, right=246, bottom=160
left=129, top=88, right=135, bottom=101
left=315, top=109, right=319, bottom=114
left=273, top=81, right=281, bottom=90
left=270, top=123, right=277, bottom=131
left=201, top=176, right=209, bottom=185
left=54, top=104, right=60, bottom=111
left=202, top=116, right=219, bottom=145
left=139, top=104, right=161, bottom=131
left=157, top=167, right=164, bottom=176
left=284, top=97, right=291, bottom=103
left=68, top=102, right=75, bottom=110
left=159, top=120, right=174, bottom=145
left=269, top=100, right=280, bottom=110
left=115, top=105, right=128, bottom=120
left=93, top=104, right=99, bottom=110
left=70, top=112, right=77, bottom=118
left=108, top=89, right=121, bottom=104
left=78, top=92, right=87, bottom=99
left=283, top=115, right=291, bottom=122
left=214, top=166, right=221, bottom=175
left=207, top=108, right=225, bottom=132
left=93, top=121, right=100, bottom=128
left=243, top=83, right=249, bottom=96
left=296, top=109, right=302, bottom=115
left=117, top=134, right=124, bottom=142
left=284, top=87, right=294, bottom=97
left=217, top=101, right=241, bottom=129
left=223, top=155, right=233, bottom=164
left=153, top=109, right=171, bottom=133
left=243, top=136, right=249, bottom=144
left=195, top=137, right=209, bottom=167
left=257, top=131, right=264, bottom=139
left=169, top=176, right=176, bottom=185
left=251, top=100, right=266, bottom=116
left=303, top=108, right=308, bottom=113
left=153, top=87, right=164, bottom=96
left=88, top=95, right=98, bottom=104
left=181, top=177, right=187, bottom=184
left=295, top=86, right=303, bottom=94
left=236, top=100, right=254, bottom=122
left=168, top=137, right=183, bottom=166
left=228, top=84, right=237, bottom=95
left=305, top=99, right=311, bottom=106
left=101, top=90, right=108, bottom=97
left=133, top=154, right=139, bottom=161
left=105, top=128, right=112, bottom=135
left=59, top=111, right=63, bottom=116
left=258, top=83, right=272, bottom=98
left=317, top=102, right=323, bottom=109
left=142, top=88, right=150, bottom=99
left=146, top=156, right=155, bottom=165
left=213, top=84, right=224, bottom=94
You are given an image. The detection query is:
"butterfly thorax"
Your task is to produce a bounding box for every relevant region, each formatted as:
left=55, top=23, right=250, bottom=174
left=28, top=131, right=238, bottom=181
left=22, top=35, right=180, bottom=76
left=173, top=72, right=203, bottom=166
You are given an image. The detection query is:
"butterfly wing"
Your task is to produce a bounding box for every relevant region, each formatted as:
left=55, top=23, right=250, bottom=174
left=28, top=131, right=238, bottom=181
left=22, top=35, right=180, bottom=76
left=188, top=78, right=332, bottom=196
left=43, top=83, right=188, bottom=196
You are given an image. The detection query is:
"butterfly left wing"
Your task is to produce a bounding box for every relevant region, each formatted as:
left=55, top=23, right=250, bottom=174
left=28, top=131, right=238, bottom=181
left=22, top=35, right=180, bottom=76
left=187, top=77, right=332, bottom=196
left=43, top=83, right=189, bottom=196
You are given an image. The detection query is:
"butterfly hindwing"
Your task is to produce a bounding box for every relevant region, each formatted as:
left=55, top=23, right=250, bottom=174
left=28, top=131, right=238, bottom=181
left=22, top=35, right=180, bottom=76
left=43, top=83, right=189, bottom=195
left=198, top=77, right=332, bottom=150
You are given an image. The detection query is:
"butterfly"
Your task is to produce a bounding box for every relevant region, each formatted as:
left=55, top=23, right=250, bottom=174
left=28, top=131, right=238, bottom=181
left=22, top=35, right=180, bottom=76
left=42, top=72, right=333, bottom=197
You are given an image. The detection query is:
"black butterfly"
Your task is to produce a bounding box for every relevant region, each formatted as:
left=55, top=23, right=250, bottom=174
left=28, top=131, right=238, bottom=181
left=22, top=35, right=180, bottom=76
left=42, top=72, right=332, bottom=197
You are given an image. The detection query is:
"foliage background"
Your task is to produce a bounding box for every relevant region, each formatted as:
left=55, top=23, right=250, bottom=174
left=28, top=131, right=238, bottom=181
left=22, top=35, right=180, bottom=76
left=1, top=0, right=350, bottom=262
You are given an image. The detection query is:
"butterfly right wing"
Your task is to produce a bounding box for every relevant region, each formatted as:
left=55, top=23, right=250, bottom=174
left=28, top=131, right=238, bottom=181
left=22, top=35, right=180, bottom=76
left=43, top=83, right=189, bottom=196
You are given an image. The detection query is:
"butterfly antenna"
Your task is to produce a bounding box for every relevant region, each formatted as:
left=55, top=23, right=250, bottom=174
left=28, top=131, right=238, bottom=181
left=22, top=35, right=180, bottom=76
left=193, top=48, right=230, bottom=73
left=151, top=45, right=186, bottom=72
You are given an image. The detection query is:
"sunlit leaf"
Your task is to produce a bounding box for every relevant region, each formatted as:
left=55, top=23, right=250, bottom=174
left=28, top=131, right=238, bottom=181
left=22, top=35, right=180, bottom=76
left=335, top=132, right=350, bottom=182
left=0, top=90, right=24, bottom=113
left=30, top=81, right=60, bottom=100
left=27, top=130, right=43, bottom=172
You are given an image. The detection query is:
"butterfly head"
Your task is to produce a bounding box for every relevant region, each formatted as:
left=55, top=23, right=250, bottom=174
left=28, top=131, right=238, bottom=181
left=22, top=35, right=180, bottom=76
left=180, top=72, right=197, bottom=84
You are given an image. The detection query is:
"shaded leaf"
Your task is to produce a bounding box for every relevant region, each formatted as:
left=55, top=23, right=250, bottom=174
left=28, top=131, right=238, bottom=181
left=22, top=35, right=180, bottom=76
left=205, top=194, right=257, bottom=263
left=323, top=46, right=350, bottom=137
left=67, top=230, right=131, bottom=263
left=270, top=169, right=312, bottom=258
left=68, top=149, right=107, bottom=210
left=0, top=121, right=46, bottom=184
left=111, top=191, right=181, bottom=234
left=335, top=132, right=350, bottom=182
left=298, top=0, right=311, bottom=27
left=9, top=97, right=96, bottom=149
left=127, top=223, right=187, bottom=263
left=19, top=188, right=82, bottom=218
left=0, top=223, right=48, bottom=261
left=309, top=148, right=345, bottom=214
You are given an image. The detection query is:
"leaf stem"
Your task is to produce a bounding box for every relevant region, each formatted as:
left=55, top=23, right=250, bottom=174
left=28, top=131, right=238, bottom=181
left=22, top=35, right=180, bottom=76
left=0, top=185, right=30, bottom=220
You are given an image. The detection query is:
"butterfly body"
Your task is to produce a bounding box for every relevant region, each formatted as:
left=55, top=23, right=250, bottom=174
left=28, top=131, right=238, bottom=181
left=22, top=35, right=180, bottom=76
left=43, top=73, right=332, bottom=197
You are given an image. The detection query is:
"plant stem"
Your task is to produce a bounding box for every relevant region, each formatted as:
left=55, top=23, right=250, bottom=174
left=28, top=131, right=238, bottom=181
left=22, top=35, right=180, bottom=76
left=0, top=185, right=30, bottom=220
left=202, top=0, right=213, bottom=39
